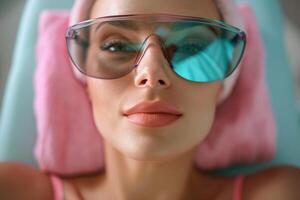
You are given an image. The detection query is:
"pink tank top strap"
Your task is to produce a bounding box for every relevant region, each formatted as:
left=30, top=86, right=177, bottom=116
left=49, top=174, right=64, bottom=200
left=233, top=175, right=245, bottom=200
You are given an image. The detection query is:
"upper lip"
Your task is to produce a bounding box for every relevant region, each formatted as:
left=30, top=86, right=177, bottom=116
left=123, top=100, right=183, bottom=116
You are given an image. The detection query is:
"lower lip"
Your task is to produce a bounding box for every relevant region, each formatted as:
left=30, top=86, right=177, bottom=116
left=125, top=113, right=182, bottom=127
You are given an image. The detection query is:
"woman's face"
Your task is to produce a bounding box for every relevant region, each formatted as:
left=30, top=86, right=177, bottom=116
left=86, top=0, right=223, bottom=161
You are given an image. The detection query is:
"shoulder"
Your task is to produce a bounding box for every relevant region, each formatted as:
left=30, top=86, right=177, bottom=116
left=0, top=161, right=53, bottom=200
left=243, top=165, right=300, bottom=200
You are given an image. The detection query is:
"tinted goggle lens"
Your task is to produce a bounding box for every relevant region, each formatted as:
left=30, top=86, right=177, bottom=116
left=66, top=18, right=246, bottom=82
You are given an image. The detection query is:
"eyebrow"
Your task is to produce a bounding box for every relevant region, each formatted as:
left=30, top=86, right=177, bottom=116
left=94, top=21, right=199, bottom=34
left=95, top=20, right=141, bottom=31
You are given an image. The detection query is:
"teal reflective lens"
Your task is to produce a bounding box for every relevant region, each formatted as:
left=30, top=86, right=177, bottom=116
left=66, top=14, right=246, bottom=82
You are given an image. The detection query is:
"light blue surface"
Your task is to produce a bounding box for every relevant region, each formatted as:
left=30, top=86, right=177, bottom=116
left=1, top=0, right=300, bottom=176
left=0, top=0, right=74, bottom=167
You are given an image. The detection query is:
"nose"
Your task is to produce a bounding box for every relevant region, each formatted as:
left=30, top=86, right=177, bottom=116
left=133, top=35, right=171, bottom=90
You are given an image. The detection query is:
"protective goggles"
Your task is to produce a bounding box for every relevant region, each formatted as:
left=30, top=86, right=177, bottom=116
left=66, top=13, right=246, bottom=83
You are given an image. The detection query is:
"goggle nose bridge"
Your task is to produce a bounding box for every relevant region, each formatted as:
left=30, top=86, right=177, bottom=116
left=133, top=33, right=170, bottom=68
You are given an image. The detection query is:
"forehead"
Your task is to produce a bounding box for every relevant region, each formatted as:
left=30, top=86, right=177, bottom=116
left=90, top=0, right=221, bottom=20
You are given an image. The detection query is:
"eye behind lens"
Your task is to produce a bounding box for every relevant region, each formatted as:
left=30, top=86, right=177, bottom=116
left=100, top=40, right=140, bottom=54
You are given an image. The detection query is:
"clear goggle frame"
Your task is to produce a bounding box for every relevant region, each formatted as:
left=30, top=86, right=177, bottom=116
left=66, top=13, right=246, bottom=83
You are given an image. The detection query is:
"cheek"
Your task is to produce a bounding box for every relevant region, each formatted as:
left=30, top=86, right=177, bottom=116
left=185, top=81, right=221, bottom=113
left=192, top=96, right=217, bottom=134
left=87, top=78, right=126, bottom=135
left=185, top=82, right=221, bottom=138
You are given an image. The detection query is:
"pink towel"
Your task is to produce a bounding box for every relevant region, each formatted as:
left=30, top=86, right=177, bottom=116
left=33, top=4, right=276, bottom=176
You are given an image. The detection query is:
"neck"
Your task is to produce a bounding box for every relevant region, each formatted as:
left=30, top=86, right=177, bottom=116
left=101, top=141, right=201, bottom=200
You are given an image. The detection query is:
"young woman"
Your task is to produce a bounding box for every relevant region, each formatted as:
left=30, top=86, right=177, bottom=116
left=1, top=0, right=300, bottom=199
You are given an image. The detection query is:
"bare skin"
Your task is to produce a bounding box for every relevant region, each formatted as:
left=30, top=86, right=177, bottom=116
left=1, top=0, right=300, bottom=200
left=1, top=162, right=300, bottom=200
left=80, top=0, right=225, bottom=199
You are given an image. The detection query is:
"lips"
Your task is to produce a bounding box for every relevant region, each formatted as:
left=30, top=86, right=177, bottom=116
left=123, top=100, right=182, bottom=116
left=123, top=100, right=183, bottom=127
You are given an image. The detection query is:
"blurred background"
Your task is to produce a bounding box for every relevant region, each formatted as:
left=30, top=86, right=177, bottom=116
left=0, top=0, right=299, bottom=114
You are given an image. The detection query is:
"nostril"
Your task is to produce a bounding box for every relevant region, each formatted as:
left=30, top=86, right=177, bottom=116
left=141, top=79, right=147, bottom=84
left=140, top=79, right=165, bottom=85
left=159, top=80, right=165, bottom=85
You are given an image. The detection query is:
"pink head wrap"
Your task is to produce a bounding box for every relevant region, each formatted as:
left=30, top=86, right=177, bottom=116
left=33, top=0, right=276, bottom=175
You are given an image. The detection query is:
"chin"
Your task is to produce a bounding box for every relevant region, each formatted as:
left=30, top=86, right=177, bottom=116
left=114, top=133, right=192, bottom=161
